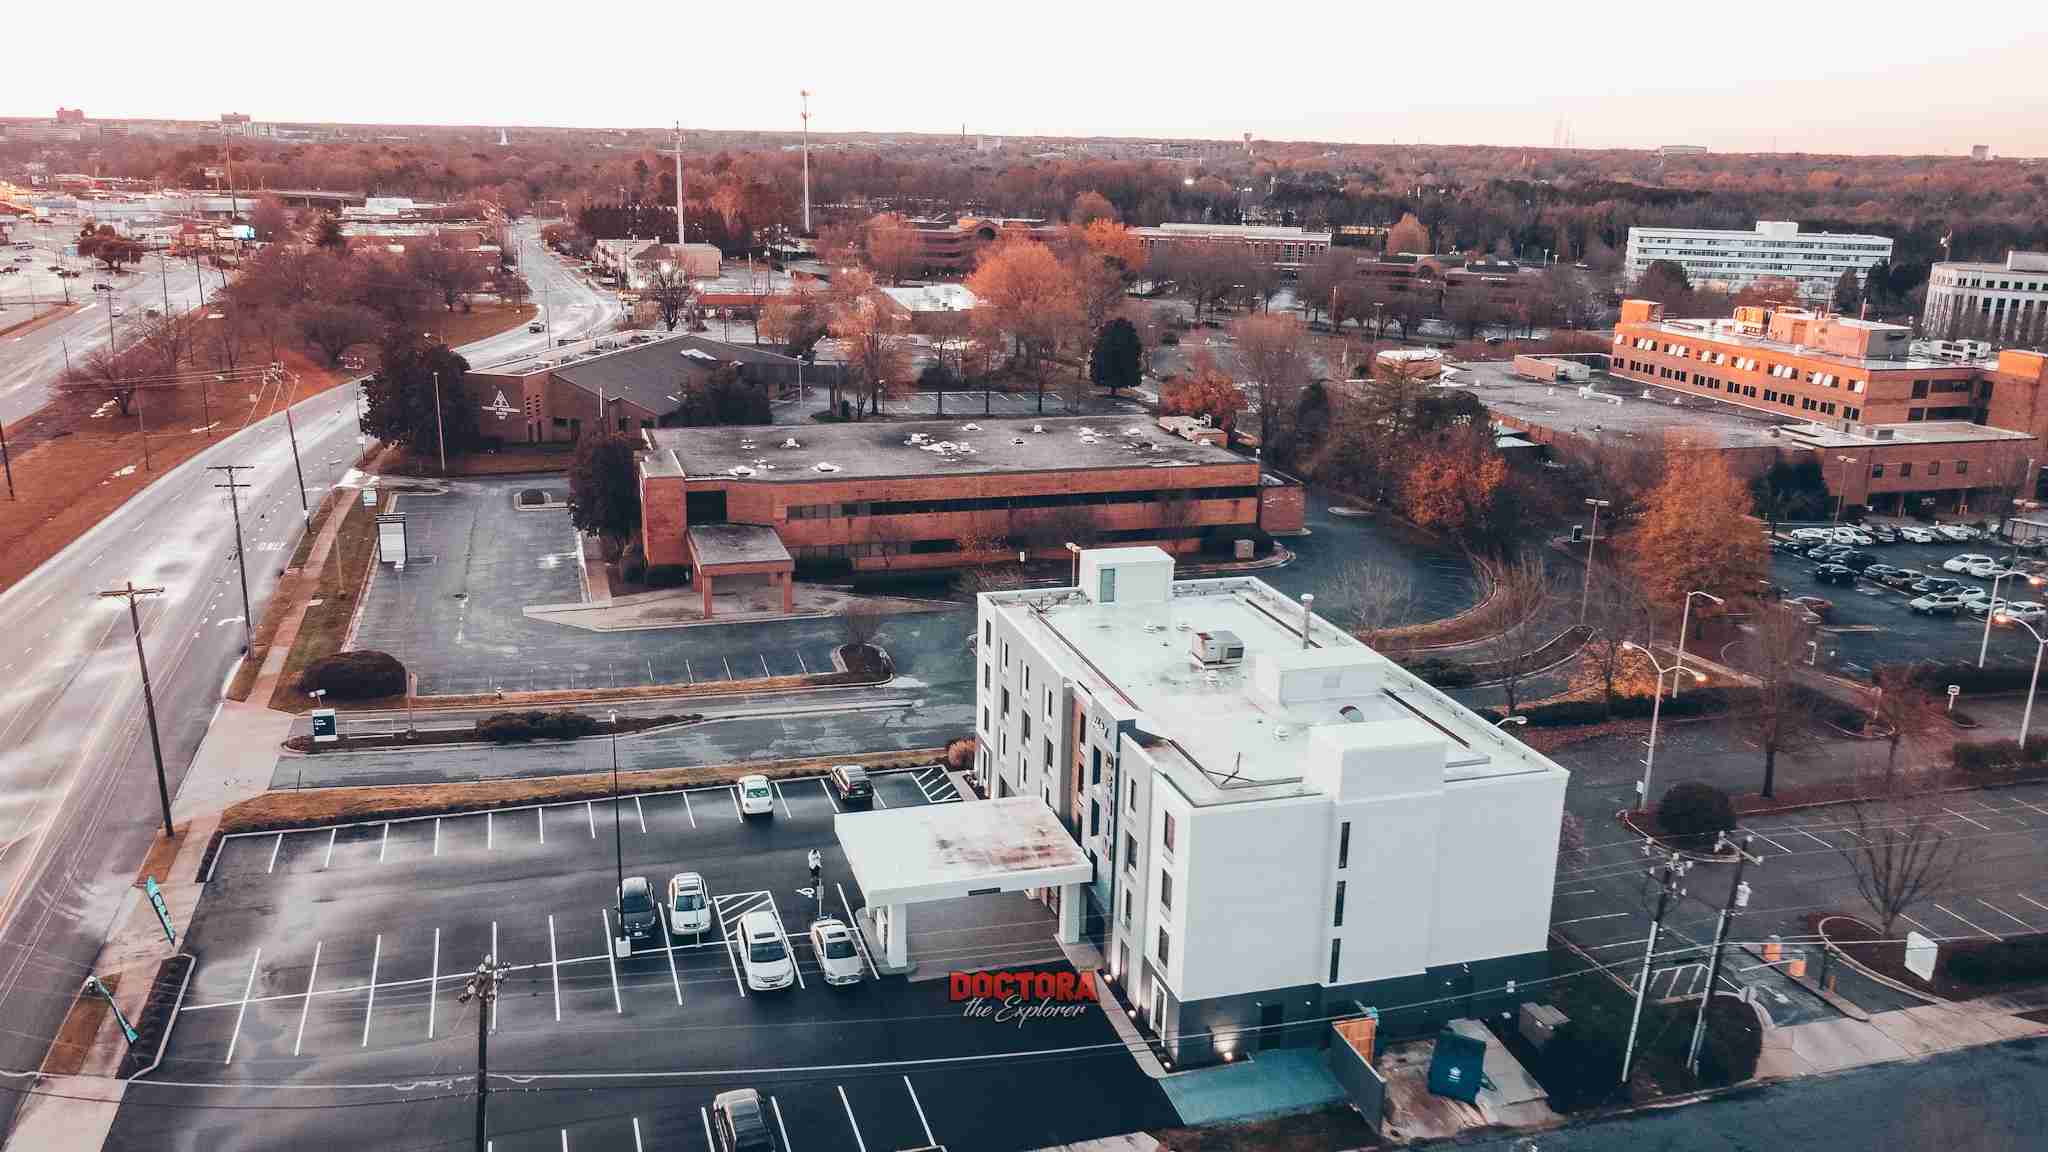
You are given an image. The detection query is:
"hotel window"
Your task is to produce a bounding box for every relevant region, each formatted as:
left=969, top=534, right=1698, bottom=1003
left=1160, top=871, right=1173, bottom=911
left=1163, top=812, right=1176, bottom=854
left=1023, top=665, right=1030, bottom=693
left=1956, top=460, right=1969, bottom=475
left=1001, top=687, right=1010, bottom=716
left=983, top=664, right=990, bottom=689
left=982, top=706, right=989, bottom=733
left=1901, top=462, right=1914, bottom=478
left=1338, top=821, right=1351, bottom=869
left=1333, top=881, right=1347, bottom=927
left=983, top=620, right=992, bottom=645
left=1046, top=688, right=1054, bottom=721
left=1091, top=747, right=1102, bottom=784
left=1022, top=713, right=1031, bottom=741
left=1329, top=939, right=1342, bottom=983
left=1120, top=888, right=1130, bottom=926
left=1928, top=461, right=1942, bottom=477
left=1044, top=737, right=1053, bottom=771
left=1129, top=777, right=1137, bottom=812
left=1870, top=463, right=1885, bottom=478
left=1157, top=927, right=1170, bottom=966
left=1090, top=801, right=1100, bottom=837
left=1125, top=833, right=1137, bottom=872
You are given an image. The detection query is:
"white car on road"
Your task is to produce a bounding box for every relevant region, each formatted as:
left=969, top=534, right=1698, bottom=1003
left=667, top=871, right=711, bottom=934
left=808, top=918, right=865, bottom=986
left=1943, top=554, right=1994, bottom=574
left=1968, top=560, right=2020, bottom=580
left=739, top=909, right=794, bottom=991
left=737, top=773, right=775, bottom=817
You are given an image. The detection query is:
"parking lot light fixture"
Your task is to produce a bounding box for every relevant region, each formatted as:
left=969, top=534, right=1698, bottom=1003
left=1999, top=615, right=2048, bottom=745
left=1674, top=590, right=1725, bottom=696
left=1495, top=715, right=1527, bottom=728
left=1579, top=498, right=1612, bottom=624
left=1980, top=568, right=2025, bottom=668
left=611, top=709, right=626, bottom=957
left=1621, top=640, right=1706, bottom=809
left=1833, top=455, right=1859, bottom=524
left=1065, top=541, right=1082, bottom=586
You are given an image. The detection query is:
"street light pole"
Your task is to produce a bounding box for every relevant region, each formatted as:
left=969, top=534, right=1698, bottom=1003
left=273, top=367, right=310, bottom=523
left=97, top=582, right=173, bottom=838
left=432, top=368, right=447, bottom=474
left=458, top=955, right=503, bottom=1152
left=1673, top=590, right=1724, bottom=696
left=2000, top=614, right=2048, bottom=745
left=1833, top=455, right=1858, bottom=524
left=1623, top=641, right=1705, bottom=809
left=610, top=709, right=624, bottom=954
left=1580, top=498, right=1611, bottom=624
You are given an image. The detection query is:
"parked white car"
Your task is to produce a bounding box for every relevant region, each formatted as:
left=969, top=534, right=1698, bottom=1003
left=1897, top=526, right=1938, bottom=544
left=1997, top=602, right=2048, bottom=624
left=1936, top=524, right=1978, bottom=542
left=667, top=871, right=711, bottom=934
left=1943, top=554, right=1994, bottom=574
left=738, top=909, right=795, bottom=991
left=808, top=918, right=865, bottom=986
left=1833, top=528, right=1873, bottom=545
left=1968, top=560, right=2020, bottom=580
left=1790, top=527, right=1835, bottom=541
left=736, top=774, right=775, bottom=817
left=1964, top=593, right=2011, bottom=618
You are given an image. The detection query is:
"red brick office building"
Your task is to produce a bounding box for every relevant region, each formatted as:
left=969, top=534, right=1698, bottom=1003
left=636, top=416, right=1303, bottom=578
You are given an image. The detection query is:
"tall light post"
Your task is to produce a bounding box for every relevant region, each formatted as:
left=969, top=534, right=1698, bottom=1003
left=610, top=709, right=625, bottom=957
left=1996, top=613, right=2048, bottom=746
left=1579, top=498, right=1611, bottom=624
left=1065, top=541, right=1082, bottom=586
left=1833, top=455, right=1859, bottom=524
left=1980, top=572, right=2043, bottom=667
left=1673, top=590, right=1724, bottom=696
left=1621, top=640, right=1706, bottom=809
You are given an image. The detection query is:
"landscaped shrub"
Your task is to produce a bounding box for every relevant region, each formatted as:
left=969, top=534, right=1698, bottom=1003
left=1696, top=995, right=1762, bottom=1085
left=945, top=737, right=975, bottom=772
left=1944, top=933, right=2048, bottom=986
left=1539, top=1018, right=1625, bottom=1111
left=620, top=539, right=647, bottom=584
left=1505, top=686, right=1758, bottom=728
left=1404, top=657, right=1478, bottom=688
left=1658, top=781, right=1736, bottom=846
left=1891, top=661, right=2037, bottom=696
left=474, top=710, right=602, bottom=743
left=298, top=650, right=407, bottom=700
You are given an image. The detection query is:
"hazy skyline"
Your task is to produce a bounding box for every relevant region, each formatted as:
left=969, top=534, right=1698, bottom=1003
left=7, top=2, right=2046, bottom=156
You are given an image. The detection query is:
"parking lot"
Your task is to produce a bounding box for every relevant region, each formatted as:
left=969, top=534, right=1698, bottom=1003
left=1552, top=780, right=2048, bottom=1022
left=112, top=767, right=1173, bottom=1151
left=1768, top=527, right=2048, bottom=679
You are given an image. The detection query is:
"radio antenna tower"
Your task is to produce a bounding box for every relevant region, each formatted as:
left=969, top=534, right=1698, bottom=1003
left=800, top=90, right=813, bottom=235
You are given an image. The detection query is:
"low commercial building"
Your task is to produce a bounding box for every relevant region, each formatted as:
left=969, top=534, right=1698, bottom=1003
left=1624, top=220, right=1893, bottom=302
left=977, top=547, right=1567, bottom=1066
left=903, top=216, right=1060, bottom=273
left=1923, top=251, right=2048, bottom=343
left=1132, top=223, right=1332, bottom=271
left=876, top=284, right=978, bottom=334
left=463, top=331, right=808, bottom=445
left=635, top=416, right=1302, bottom=576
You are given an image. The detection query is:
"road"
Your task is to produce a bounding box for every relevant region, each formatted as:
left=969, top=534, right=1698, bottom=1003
left=0, top=220, right=619, bottom=1134
left=1458, top=1036, right=2048, bottom=1152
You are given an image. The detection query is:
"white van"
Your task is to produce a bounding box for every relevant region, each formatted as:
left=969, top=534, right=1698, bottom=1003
left=739, top=909, right=794, bottom=991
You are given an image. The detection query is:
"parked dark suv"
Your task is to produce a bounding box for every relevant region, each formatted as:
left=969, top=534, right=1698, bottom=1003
left=617, top=876, right=659, bottom=945
left=829, top=764, right=874, bottom=806
left=712, top=1088, right=778, bottom=1151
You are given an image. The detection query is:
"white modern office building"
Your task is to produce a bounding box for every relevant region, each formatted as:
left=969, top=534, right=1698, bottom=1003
left=975, top=547, right=1568, bottom=1067
left=1923, top=251, right=2048, bottom=343
left=1624, top=220, right=1893, bottom=303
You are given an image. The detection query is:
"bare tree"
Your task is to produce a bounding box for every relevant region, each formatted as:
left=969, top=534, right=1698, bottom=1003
left=1232, top=312, right=1313, bottom=467
left=1475, top=553, right=1560, bottom=717
left=1582, top=566, right=1654, bottom=718
left=1331, top=555, right=1419, bottom=651
left=1869, top=664, right=1942, bottom=787
left=837, top=602, right=883, bottom=650
left=644, top=260, right=690, bottom=332
left=1747, top=603, right=1816, bottom=799
left=1837, top=766, right=1969, bottom=939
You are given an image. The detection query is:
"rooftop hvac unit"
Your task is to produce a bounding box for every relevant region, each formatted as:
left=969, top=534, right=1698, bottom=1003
left=1191, top=629, right=1245, bottom=666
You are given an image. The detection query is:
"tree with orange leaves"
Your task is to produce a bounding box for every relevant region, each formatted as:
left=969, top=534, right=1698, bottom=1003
left=966, top=238, right=1080, bottom=384
left=1621, top=450, right=1768, bottom=609
left=1398, top=425, right=1510, bottom=542
left=865, top=213, right=921, bottom=285
left=1081, top=219, right=1147, bottom=277
left=1161, top=352, right=1246, bottom=432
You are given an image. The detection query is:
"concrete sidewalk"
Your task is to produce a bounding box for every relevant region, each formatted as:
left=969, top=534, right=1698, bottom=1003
left=1757, top=997, right=2048, bottom=1079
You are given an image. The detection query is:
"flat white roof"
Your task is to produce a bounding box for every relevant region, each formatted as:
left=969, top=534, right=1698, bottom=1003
left=834, top=796, right=1092, bottom=906
left=880, top=284, right=978, bottom=313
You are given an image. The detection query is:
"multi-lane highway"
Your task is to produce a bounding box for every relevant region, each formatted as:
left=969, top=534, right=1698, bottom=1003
left=0, top=220, right=618, bottom=1133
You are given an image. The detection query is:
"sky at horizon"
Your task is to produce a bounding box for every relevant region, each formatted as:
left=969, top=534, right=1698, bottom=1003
left=6, top=2, right=2046, bottom=157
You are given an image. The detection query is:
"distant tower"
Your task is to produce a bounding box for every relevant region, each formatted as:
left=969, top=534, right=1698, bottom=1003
left=498, top=127, right=508, bottom=146
left=1971, top=144, right=1991, bottom=161
left=1243, top=131, right=1252, bottom=155
left=673, top=121, right=685, bottom=244
left=800, top=90, right=813, bottom=235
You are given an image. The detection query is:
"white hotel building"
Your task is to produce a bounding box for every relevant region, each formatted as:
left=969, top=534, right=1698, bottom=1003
left=1625, top=220, right=1893, bottom=303
left=1923, top=251, right=2048, bottom=343
left=975, top=547, right=1568, bottom=1067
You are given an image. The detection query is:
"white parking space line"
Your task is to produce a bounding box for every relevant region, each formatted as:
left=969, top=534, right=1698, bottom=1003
left=548, top=914, right=562, bottom=1020
left=1932, top=902, right=2001, bottom=939
left=434, top=818, right=442, bottom=857
left=487, top=811, right=494, bottom=849
left=324, top=827, right=337, bottom=869
left=760, top=654, right=771, bottom=677
left=821, top=777, right=842, bottom=813
left=729, top=787, right=742, bottom=820
left=586, top=801, right=596, bottom=838
left=2018, top=893, right=2048, bottom=918
left=905, top=1076, right=935, bottom=1146
left=560, top=1131, right=567, bottom=1152
left=602, top=910, right=623, bottom=1013
left=361, top=934, right=383, bottom=1046
left=1789, top=827, right=1831, bottom=849
left=379, top=822, right=390, bottom=862
left=1555, top=888, right=1598, bottom=897
left=836, top=882, right=879, bottom=981
left=636, top=796, right=647, bottom=835
left=224, top=948, right=261, bottom=1065
left=1898, top=912, right=1935, bottom=936
left=873, top=786, right=889, bottom=809
left=632, top=1116, right=643, bottom=1152
left=796, top=651, right=808, bottom=674
left=1978, top=899, right=2034, bottom=931
left=294, top=942, right=321, bottom=1056
left=772, top=1097, right=792, bottom=1150
left=427, top=928, right=441, bottom=1039
left=1944, top=807, right=1992, bottom=831
left=2010, top=797, right=2048, bottom=821
left=267, top=833, right=282, bottom=874
left=762, top=891, right=805, bottom=989
left=1749, top=830, right=1793, bottom=854
left=700, top=1108, right=715, bottom=1150
left=723, top=656, right=734, bottom=680
left=1555, top=912, right=1631, bottom=926
left=774, top=781, right=792, bottom=819
left=838, top=1084, right=871, bottom=1152
left=662, top=910, right=684, bottom=1004
left=538, top=806, right=546, bottom=844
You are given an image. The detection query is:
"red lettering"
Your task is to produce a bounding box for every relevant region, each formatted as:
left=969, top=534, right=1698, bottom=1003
left=1076, top=970, right=1096, bottom=999
left=1054, top=972, right=1076, bottom=1000
left=978, top=972, right=998, bottom=999
left=1035, top=972, right=1056, bottom=1000
left=950, top=973, right=972, bottom=1001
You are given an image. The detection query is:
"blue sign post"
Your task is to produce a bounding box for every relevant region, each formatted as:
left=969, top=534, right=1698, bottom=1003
left=83, top=976, right=139, bottom=1044
left=145, top=875, right=176, bottom=947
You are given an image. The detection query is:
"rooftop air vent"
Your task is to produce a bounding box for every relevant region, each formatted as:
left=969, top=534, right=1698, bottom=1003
left=1191, top=629, right=1245, bottom=666
left=1011, top=437, right=1025, bottom=445
left=781, top=438, right=802, bottom=449
left=961, top=422, right=981, bottom=432
left=728, top=465, right=756, bottom=477
left=1030, top=424, right=1045, bottom=433
left=813, top=461, right=841, bottom=472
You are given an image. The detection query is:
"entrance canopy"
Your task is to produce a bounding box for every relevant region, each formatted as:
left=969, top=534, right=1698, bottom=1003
left=835, top=796, right=1092, bottom=907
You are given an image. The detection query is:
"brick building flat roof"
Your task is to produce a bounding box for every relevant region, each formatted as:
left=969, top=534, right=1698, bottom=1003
left=640, top=415, right=1247, bottom=484
left=1629, top=318, right=1963, bottom=371
left=686, top=523, right=791, bottom=568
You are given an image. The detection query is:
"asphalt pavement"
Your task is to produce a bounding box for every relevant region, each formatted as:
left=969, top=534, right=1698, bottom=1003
left=0, top=221, right=621, bottom=1133
left=108, top=767, right=1173, bottom=1151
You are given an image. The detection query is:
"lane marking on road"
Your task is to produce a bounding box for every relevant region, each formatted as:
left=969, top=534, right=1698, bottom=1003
left=821, top=777, right=842, bottom=813
left=772, top=1097, right=792, bottom=1151
left=427, top=928, right=441, bottom=1039
left=324, top=827, right=337, bottom=869
left=602, top=909, right=622, bottom=1013
left=838, top=1084, right=870, bottom=1152
left=685, top=660, right=694, bottom=685
left=662, top=909, right=684, bottom=1005
left=1555, top=888, right=1598, bottom=897
left=767, top=890, right=804, bottom=989
left=1554, top=912, right=1631, bottom=925
left=490, top=921, right=501, bottom=1032
left=294, top=942, right=321, bottom=1056
left=723, top=657, right=734, bottom=680
left=586, top=800, right=596, bottom=839
left=729, top=786, right=741, bottom=820
left=538, top=806, right=545, bottom=844
left=379, top=822, right=390, bottom=863
left=266, top=833, right=282, bottom=874
left=905, top=1076, right=935, bottom=1146
left=1978, top=899, right=2034, bottom=931
left=224, top=948, right=261, bottom=1065
left=434, top=818, right=441, bottom=858
left=361, top=934, right=383, bottom=1046
left=836, top=886, right=881, bottom=980
left=1932, top=902, right=2001, bottom=940
left=714, top=893, right=750, bottom=997
left=636, top=796, right=646, bottom=835
left=548, top=914, right=562, bottom=1021
left=486, top=811, right=494, bottom=850
left=632, top=1117, right=643, bottom=1152
left=1943, top=807, right=1992, bottom=831
left=796, top=651, right=808, bottom=675
left=774, top=780, right=792, bottom=819
left=683, top=791, right=696, bottom=829
left=700, top=1108, right=715, bottom=1150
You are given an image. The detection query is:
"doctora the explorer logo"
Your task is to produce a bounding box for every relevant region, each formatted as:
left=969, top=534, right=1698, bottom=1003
left=950, top=970, right=1096, bottom=1025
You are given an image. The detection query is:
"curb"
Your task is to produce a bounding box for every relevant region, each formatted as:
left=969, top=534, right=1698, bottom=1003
left=1615, top=807, right=1741, bottom=864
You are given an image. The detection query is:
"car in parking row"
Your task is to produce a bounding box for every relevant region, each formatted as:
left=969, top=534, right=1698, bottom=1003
left=1814, top=564, right=1858, bottom=586
left=1943, top=553, right=1995, bottom=574
left=1909, top=592, right=1968, bottom=615
left=1996, top=603, right=2048, bottom=624
left=740, top=908, right=795, bottom=991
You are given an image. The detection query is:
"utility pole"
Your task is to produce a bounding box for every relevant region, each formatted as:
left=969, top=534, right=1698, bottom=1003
left=1621, top=851, right=1689, bottom=1086
left=209, top=465, right=256, bottom=652
left=610, top=708, right=624, bottom=956
left=458, top=955, right=504, bottom=1152
left=799, top=91, right=812, bottom=234
left=673, top=121, right=686, bottom=246
left=432, top=368, right=447, bottom=474
left=271, top=366, right=309, bottom=522
left=97, top=582, right=173, bottom=838
left=1688, top=835, right=1760, bottom=1075
left=1, top=416, right=14, bottom=500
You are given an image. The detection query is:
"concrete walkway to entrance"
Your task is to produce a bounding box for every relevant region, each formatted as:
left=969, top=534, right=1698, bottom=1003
left=525, top=583, right=946, bottom=631
left=1757, top=997, right=2048, bottom=1078
left=1158, top=1047, right=1348, bottom=1127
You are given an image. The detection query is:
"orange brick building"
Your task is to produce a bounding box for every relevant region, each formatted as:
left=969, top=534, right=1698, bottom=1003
left=635, top=416, right=1302, bottom=576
